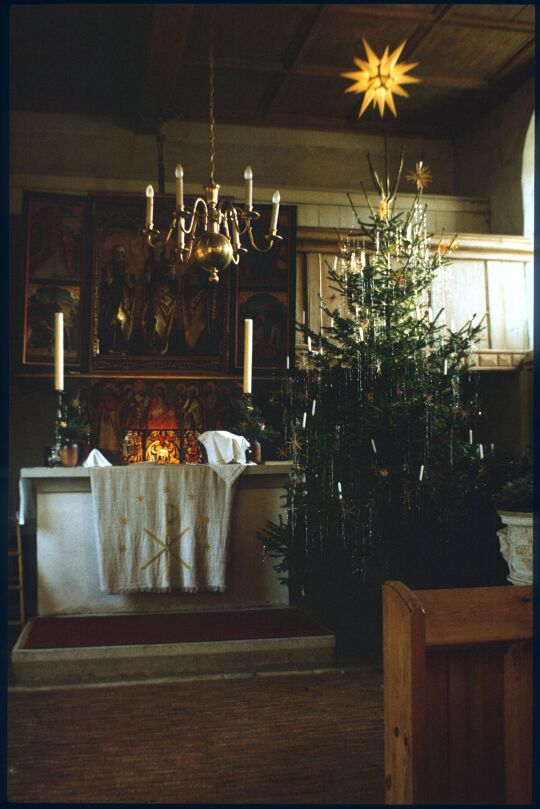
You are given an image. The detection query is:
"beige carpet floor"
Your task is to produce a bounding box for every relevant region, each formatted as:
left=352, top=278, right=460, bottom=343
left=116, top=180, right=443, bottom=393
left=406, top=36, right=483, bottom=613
left=8, top=667, right=385, bottom=804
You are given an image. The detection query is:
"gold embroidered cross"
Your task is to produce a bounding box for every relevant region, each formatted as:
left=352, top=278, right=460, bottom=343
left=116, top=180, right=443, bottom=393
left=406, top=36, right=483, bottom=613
left=140, top=526, right=191, bottom=576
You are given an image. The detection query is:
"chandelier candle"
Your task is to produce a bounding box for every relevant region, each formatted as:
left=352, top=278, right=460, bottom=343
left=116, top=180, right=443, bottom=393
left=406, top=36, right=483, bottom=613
left=311, top=399, right=316, bottom=416
left=469, top=430, right=473, bottom=444
left=270, top=191, right=280, bottom=234
left=145, top=185, right=154, bottom=229
left=54, top=312, right=64, bottom=391
left=302, top=412, right=307, bottom=429
left=243, top=319, right=253, bottom=394
left=244, top=166, right=253, bottom=210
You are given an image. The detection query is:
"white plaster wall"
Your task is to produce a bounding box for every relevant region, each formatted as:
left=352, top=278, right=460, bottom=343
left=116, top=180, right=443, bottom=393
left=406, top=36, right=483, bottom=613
left=10, top=110, right=461, bottom=212
left=453, top=79, right=534, bottom=236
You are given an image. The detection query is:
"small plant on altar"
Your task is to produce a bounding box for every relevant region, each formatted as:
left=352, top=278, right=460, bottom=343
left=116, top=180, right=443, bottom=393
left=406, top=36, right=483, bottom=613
left=229, top=393, right=277, bottom=443
left=59, top=394, right=92, bottom=443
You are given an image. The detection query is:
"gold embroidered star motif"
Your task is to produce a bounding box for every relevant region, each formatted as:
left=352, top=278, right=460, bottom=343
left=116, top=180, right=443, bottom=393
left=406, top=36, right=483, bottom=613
left=276, top=446, right=289, bottom=460
left=119, top=543, right=127, bottom=553
left=136, top=495, right=145, bottom=503
left=140, top=526, right=191, bottom=575
left=120, top=516, right=129, bottom=526
left=342, top=503, right=356, bottom=518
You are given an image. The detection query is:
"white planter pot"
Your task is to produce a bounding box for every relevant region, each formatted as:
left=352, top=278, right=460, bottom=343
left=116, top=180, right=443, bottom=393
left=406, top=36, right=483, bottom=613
left=496, top=511, right=533, bottom=585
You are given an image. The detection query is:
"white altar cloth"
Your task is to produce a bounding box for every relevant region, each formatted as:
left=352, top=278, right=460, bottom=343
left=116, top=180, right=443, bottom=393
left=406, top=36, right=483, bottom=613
left=90, top=464, right=246, bottom=593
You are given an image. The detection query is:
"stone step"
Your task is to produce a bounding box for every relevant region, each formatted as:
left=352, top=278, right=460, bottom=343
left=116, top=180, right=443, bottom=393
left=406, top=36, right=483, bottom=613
left=11, top=608, right=335, bottom=686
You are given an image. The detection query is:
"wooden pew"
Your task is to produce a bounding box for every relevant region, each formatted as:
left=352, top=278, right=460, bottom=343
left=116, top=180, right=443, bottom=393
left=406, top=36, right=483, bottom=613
left=382, top=582, right=532, bottom=804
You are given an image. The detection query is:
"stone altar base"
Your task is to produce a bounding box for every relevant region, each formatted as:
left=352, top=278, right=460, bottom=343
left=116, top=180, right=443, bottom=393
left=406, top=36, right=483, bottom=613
left=11, top=608, right=335, bottom=686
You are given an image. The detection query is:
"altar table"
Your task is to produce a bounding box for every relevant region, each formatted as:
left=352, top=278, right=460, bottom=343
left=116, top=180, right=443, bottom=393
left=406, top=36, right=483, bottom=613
left=20, top=464, right=291, bottom=616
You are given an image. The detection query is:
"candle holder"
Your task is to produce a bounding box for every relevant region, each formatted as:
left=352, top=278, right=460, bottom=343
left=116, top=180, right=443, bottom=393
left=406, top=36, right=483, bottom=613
left=47, top=391, right=66, bottom=467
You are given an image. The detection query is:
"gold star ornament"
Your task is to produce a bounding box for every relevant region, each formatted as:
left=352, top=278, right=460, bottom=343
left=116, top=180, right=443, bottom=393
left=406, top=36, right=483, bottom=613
left=342, top=39, right=420, bottom=118
left=405, top=161, right=433, bottom=191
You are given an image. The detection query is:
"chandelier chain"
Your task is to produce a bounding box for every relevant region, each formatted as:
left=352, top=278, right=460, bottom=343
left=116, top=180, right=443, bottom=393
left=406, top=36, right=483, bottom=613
left=209, top=36, right=216, bottom=185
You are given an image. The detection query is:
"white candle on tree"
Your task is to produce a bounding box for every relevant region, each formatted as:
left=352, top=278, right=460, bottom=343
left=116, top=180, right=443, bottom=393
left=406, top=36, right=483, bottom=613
left=54, top=312, right=64, bottom=391
left=243, top=319, right=253, bottom=394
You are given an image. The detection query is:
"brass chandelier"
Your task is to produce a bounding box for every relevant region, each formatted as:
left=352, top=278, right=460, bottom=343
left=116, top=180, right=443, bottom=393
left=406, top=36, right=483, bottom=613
left=143, top=39, right=281, bottom=283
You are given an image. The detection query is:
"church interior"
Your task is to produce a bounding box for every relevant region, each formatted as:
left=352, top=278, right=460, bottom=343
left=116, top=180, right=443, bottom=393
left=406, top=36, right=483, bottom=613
left=8, top=3, right=534, bottom=804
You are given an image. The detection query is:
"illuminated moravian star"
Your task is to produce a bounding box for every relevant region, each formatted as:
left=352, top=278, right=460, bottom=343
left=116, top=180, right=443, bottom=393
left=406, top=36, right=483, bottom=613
left=342, top=38, right=420, bottom=118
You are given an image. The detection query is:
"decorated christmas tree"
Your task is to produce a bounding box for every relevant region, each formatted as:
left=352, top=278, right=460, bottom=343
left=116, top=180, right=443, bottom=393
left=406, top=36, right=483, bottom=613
left=260, top=152, right=502, bottom=653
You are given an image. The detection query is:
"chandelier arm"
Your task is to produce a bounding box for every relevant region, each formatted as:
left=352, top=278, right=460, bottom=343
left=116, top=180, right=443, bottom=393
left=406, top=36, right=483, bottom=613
left=245, top=222, right=283, bottom=253
left=178, top=198, right=208, bottom=236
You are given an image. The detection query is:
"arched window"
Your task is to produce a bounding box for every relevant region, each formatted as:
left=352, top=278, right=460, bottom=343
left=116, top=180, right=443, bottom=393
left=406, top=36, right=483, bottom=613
left=521, top=112, right=534, bottom=237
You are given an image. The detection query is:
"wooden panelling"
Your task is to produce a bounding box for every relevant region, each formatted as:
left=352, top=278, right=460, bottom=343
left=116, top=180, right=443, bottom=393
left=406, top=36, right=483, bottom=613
left=504, top=640, right=533, bottom=804
left=383, top=581, right=533, bottom=805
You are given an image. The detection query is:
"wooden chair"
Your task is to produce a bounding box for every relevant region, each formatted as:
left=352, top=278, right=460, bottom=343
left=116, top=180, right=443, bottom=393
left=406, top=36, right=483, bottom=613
left=8, top=517, right=26, bottom=627
left=383, top=581, right=532, bottom=805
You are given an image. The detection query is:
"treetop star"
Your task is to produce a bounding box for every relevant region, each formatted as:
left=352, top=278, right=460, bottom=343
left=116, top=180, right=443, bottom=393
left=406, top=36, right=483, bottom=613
left=342, top=38, right=420, bottom=118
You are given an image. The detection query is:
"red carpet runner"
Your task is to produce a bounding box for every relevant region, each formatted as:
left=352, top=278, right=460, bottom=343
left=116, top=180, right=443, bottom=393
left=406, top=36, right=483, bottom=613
left=21, top=608, right=333, bottom=649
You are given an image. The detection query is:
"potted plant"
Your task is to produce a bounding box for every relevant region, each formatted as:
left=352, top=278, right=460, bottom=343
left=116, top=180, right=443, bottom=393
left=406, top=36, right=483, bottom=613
left=59, top=395, right=92, bottom=466
left=230, top=394, right=277, bottom=464
left=493, top=471, right=533, bottom=585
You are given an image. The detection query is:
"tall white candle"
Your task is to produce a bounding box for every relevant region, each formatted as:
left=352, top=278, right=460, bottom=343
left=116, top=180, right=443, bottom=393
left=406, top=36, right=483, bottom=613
left=307, top=336, right=312, bottom=353
left=469, top=429, right=473, bottom=445
left=243, top=319, right=253, bottom=394
left=444, top=359, right=448, bottom=375
left=286, top=355, right=290, bottom=370
left=359, top=326, right=364, bottom=342
left=302, top=412, right=307, bottom=429
left=337, top=481, right=343, bottom=500
left=54, top=312, right=64, bottom=391
left=175, top=165, right=184, bottom=210
left=302, top=310, right=306, bottom=325
left=311, top=399, right=316, bottom=416
left=419, top=464, right=424, bottom=482
left=371, top=438, right=377, bottom=454
left=479, top=444, right=484, bottom=459
left=244, top=166, right=253, bottom=210
left=145, top=184, right=154, bottom=229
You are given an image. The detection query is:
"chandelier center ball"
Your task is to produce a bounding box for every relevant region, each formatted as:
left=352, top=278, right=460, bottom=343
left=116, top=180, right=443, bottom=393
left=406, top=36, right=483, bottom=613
left=193, top=232, right=234, bottom=276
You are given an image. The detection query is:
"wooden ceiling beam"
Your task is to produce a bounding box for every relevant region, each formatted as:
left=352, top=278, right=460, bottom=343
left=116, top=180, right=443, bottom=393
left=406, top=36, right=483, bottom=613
left=487, top=37, right=535, bottom=82
left=295, top=63, right=493, bottom=91
left=137, top=4, right=194, bottom=124
left=402, top=4, right=453, bottom=59
left=263, top=5, right=328, bottom=117
left=329, top=4, right=534, bottom=34
left=183, top=56, right=493, bottom=91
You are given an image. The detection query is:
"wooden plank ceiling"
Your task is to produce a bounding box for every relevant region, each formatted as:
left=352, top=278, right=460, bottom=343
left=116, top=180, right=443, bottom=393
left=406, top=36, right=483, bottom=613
left=10, top=3, right=534, bottom=137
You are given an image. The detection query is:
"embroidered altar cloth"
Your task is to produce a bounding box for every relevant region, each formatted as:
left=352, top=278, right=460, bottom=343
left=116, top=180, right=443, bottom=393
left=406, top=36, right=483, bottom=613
left=90, top=464, right=245, bottom=593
